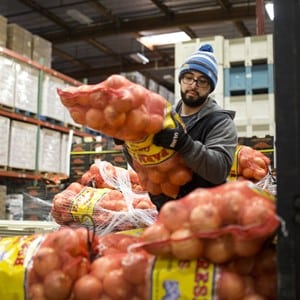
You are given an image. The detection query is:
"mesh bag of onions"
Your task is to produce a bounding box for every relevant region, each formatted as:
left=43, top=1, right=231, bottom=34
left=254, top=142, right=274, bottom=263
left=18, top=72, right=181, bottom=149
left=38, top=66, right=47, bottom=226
left=229, top=145, right=271, bottom=182
left=78, top=231, right=278, bottom=300
left=138, top=180, right=280, bottom=263
left=79, top=160, right=145, bottom=193
left=57, top=74, right=193, bottom=199
left=0, top=226, right=99, bottom=300
left=51, top=161, right=158, bottom=234
left=0, top=226, right=277, bottom=300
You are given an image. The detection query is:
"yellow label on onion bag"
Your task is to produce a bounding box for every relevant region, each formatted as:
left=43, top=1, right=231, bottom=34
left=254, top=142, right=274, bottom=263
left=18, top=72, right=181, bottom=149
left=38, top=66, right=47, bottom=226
left=70, top=186, right=111, bottom=224
left=248, top=181, right=276, bottom=202
left=228, top=144, right=243, bottom=181
left=125, top=103, right=179, bottom=166
left=0, top=235, right=44, bottom=300
left=150, top=257, right=218, bottom=300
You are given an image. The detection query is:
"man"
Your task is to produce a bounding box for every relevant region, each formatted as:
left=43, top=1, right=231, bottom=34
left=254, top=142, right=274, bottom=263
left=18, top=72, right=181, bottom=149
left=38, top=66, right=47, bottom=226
left=123, top=44, right=238, bottom=210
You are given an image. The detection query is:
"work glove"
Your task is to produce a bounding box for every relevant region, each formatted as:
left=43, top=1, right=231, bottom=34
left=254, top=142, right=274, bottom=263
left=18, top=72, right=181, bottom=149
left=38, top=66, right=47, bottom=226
left=152, top=113, right=193, bottom=152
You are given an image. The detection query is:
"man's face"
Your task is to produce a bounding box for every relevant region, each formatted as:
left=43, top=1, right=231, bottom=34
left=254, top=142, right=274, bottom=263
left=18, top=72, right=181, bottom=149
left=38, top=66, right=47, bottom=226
left=180, top=71, right=211, bottom=107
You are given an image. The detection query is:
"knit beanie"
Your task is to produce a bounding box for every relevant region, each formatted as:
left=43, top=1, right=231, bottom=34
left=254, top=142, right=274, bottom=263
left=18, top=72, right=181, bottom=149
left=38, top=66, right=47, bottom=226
left=178, top=44, right=218, bottom=92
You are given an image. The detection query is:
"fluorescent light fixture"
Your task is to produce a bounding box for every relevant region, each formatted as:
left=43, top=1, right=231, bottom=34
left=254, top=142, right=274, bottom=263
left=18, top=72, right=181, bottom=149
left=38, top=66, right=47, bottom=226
left=66, top=8, right=93, bottom=25
left=138, top=31, right=191, bottom=49
left=129, top=52, right=150, bottom=64
left=265, top=2, right=274, bottom=21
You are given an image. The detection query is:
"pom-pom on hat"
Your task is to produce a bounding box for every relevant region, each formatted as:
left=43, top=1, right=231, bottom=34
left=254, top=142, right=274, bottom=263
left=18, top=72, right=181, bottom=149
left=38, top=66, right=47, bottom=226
left=178, top=44, right=218, bottom=92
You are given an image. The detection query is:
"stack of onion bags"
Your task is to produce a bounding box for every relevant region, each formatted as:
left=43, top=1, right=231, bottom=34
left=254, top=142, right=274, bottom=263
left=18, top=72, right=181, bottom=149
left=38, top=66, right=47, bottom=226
left=51, top=160, right=158, bottom=234
left=139, top=180, right=280, bottom=263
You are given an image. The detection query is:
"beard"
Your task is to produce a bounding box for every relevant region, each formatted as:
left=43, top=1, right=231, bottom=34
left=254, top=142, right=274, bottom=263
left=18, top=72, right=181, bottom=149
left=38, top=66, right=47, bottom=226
left=180, top=89, right=209, bottom=108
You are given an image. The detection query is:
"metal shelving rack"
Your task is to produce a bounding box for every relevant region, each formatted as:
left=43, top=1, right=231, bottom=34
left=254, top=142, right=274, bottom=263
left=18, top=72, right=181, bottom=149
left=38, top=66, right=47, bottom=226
left=0, top=47, right=95, bottom=180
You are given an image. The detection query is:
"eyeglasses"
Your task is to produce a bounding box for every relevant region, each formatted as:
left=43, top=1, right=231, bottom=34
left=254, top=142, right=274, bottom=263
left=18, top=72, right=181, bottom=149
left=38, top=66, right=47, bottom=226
left=182, top=74, right=209, bottom=88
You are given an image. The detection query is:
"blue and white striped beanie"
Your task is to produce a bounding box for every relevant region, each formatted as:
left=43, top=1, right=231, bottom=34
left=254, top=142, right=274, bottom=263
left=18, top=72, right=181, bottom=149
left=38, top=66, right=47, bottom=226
left=178, top=44, right=218, bottom=92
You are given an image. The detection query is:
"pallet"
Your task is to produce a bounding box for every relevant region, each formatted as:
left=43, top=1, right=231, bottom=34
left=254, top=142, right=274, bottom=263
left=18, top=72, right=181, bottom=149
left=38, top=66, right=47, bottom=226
left=0, top=103, right=14, bottom=112
left=6, top=166, right=36, bottom=174
left=39, top=115, right=65, bottom=127
left=14, top=108, right=37, bottom=118
left=65, top=123, right=83, bottom=131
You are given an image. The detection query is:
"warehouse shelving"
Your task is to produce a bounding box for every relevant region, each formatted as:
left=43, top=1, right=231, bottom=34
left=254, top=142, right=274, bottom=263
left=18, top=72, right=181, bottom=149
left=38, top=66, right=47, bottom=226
left=0, top=107, right=91, bottom=138
left=0, top=46, right=98, bottom=180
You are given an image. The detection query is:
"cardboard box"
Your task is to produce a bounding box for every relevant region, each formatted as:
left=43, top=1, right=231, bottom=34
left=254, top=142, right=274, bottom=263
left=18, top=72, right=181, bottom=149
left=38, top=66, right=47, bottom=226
left=32, top=34, right=52, bottom=68
left=0, top=15, right=7, bottom=47
left=8, top=121, right=38, bottom=170
left=7, top=23, right=32, bottom=58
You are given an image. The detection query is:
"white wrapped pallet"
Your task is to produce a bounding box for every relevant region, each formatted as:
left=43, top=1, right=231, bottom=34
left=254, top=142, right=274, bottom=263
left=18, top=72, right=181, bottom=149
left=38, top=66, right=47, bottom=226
left=41, top=74, right=65, bottom=122
left=60, top=133, right=71, bottom=175
left=0, top=116, right=10, bottom=166
left=14, top=61, right=39, bottom=114
left=147, top=78, right=158, bottom=93
left=38, top=128, right=61, bottom=173
left=158, top=84, right=170, bottom=103
left=8, top=120, right=37, bottom=170
left=0, top=55, right=16, bottom=107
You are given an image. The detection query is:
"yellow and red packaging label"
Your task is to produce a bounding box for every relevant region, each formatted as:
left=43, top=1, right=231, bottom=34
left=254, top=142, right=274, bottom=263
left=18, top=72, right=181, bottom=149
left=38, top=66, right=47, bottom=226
left=70, top=186, right=111, bottom=224
left=0, top=235, right=43, bottom=300
left=150, top=257, right=219, bottom=300
left=125, top=103, right=183, bottom=166
left=119, top=228, right=220, bottom=299
left=227, top=144, right=243, bottom=181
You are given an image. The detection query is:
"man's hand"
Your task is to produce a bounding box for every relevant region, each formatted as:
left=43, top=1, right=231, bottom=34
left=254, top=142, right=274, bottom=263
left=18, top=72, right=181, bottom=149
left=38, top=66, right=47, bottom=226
left=152, top=114, right=192, bottom=151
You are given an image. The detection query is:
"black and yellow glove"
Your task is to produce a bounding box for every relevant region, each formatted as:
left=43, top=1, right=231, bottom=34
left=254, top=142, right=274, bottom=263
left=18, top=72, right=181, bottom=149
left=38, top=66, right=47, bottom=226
left=152, top=113, right=193, bottom=152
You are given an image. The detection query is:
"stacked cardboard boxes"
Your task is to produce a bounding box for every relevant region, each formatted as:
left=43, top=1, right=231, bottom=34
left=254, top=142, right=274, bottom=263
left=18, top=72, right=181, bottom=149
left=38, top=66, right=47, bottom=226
left=0, top=15, right=7, bottom=47
left=0, top=116, right=10, bottom=167
left=32, top=34, right=52, bottom=68
left=7, top=23, right=33, bottom=59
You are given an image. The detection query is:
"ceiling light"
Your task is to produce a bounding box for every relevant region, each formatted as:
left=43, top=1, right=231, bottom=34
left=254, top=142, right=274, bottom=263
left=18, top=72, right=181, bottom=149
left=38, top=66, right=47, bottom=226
left=265, top=2, right=274, bottom=21
left=66, top=9, right=93, bottom=25
left=138, top=31, right=191, bottom=49
left=129, top=52, right=150, bottom=64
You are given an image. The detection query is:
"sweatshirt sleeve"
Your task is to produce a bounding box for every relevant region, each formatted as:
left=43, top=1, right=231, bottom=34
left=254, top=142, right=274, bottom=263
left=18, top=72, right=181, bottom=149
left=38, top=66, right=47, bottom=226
left=178, top=117, right=238, bottom=184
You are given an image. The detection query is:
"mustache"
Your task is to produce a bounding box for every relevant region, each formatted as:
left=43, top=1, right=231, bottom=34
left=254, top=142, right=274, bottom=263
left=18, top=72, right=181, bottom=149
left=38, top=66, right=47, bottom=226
left=185, top=89, right=199, bottom=95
